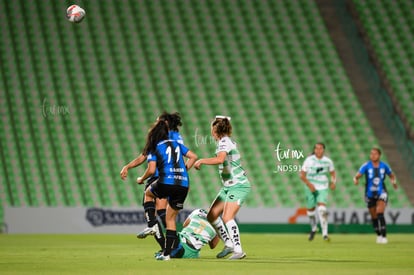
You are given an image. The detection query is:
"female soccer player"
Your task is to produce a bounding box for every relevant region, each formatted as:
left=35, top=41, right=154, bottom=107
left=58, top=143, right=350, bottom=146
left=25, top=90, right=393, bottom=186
left=300, top=143, right=336, bottom=242
left=194, top=116, right=251, bottom=260
left=353, top=147, right=397, bottom=244
left=120, top=112, right=184, bottom=251
left=170, top=208, right=220, bottom=259
left=136, top=119, right=197, bottom=260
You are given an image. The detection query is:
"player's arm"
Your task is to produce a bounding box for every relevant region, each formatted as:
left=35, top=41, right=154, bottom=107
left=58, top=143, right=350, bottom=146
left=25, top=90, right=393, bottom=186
left=353, top=172, right=363, bottom=185
left=208, top=235, right=220, bottom=249
left=300, top=170, right=316, bottom=192
left=194, top=151, right=227, bottom=170
left=184, top=150, right=198, bottom=171
left=120, top=154, right=147, bottom=180
left=136, top=161, right=156, bottom=184
left=330, top=170, right=336, bottom=190
left=389, top=173, right=397, bottom=190
left=354, top=162, right=367, bottom=185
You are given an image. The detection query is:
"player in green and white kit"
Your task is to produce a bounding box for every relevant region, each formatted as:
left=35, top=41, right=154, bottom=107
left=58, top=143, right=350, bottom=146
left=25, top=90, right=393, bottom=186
left=170, top=209, right=220, bottom=258
left=300, top=143, right=336, bottom=242
left=195, top=116, right=251, bottom=260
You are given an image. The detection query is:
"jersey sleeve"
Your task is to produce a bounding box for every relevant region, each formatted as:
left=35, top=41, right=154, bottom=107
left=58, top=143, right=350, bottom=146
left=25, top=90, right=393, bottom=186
left=384, top=163, right=392, bottom=175
left=358, top=162, right=368, bottom=174
left=329, top=158, right=335, bottom=172
left=216, top=137, right=231, bottom=154
left=147, top=153, right=156, bottom=163
left=179, top=142, right=189, bottom=156
left=301, top=157, right=311, bottom=172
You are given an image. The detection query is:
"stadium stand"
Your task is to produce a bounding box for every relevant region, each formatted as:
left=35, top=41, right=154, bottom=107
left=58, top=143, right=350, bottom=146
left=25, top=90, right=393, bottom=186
left=352, top=0, right=414, bottom=133
left=0, top=0, right=412, bottom=227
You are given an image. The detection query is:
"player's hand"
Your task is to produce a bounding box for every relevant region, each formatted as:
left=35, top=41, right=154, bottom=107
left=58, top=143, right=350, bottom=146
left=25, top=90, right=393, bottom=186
left=120, top=166, right=128, bottom=180
left=353, top=177, right=358, bottom=185
left=330, top=183, right=336, bottom=191
left=136, top=177, right=144, bottom=185
left=194, top=160, right=202, bottom=170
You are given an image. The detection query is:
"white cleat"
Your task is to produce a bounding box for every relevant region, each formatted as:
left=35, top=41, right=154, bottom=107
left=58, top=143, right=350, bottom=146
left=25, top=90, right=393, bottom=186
left=156, top=254, right=171, bottom=261
left=228, top=252, right=246, bottom=260
left=376, top=236, right=382, bottom=244
left=136, top=226, right=157, bottom=239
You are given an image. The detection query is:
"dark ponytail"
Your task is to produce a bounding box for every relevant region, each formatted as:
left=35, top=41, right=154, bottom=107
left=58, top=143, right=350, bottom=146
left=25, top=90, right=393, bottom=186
left=143, top=120, right=169, bottom=155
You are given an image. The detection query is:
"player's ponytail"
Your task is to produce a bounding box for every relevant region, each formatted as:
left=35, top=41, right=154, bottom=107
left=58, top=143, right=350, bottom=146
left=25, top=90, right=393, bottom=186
left=143, top=120, right=169, bottom=155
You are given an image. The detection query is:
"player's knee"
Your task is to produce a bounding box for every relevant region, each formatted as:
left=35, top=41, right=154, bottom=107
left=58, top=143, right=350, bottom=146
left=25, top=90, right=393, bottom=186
left=317, top=205, right=327, bottom=214
left=307, top=210, right=316, bottom=217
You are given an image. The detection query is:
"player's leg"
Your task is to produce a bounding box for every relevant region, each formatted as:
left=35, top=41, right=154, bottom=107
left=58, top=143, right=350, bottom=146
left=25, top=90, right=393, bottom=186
left=367, top=198, right=381, bottom=243
left=222, top=202, right=245, bottom=259
left=157, top=185, right=188, bottom=260
left=305, top=188, right=317, bottom=241
left=316, top=189, right=329, bottom=241
left=222, top=185, right=250, bottom=260
left=376, top=195, right=388, bottom=244
left=208, top=190, right=234, bottom=257
left=137, top=184, right=163, bottom=239
left=156, top=198, right=168, bottom=228
left=160, top=205, right=179, bottom=260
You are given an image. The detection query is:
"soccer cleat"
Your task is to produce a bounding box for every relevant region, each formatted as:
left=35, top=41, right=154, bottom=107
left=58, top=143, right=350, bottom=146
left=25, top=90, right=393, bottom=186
left=154, top=250, right=163, bottom=258
left=323, top=235, right=330, bottom=242
left=156, top=254, right=171, bottom=261
left=216, top=246, right=233, bottom=258
left=308, top=230, right=317, bottom=241
left=380, top=237, right=388, bottom=244
left=376, top=236, right=383, bottom=244
left=228, top=252, right=246, bottom=260
left=136, top=226, right=157, bottom=239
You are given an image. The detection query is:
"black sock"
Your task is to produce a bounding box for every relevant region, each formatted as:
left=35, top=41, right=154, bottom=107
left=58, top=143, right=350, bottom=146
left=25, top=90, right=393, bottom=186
left=164, top=230, right=177, bottom=256
left=143, top=201, right=157, bottom=227
left=157, top=209, right=167, bottom=228
left=372, top=218, right=380, bottom=236
left=152, top=222, right=165, bottom=250
left=377, top=213, right=387, bottom=238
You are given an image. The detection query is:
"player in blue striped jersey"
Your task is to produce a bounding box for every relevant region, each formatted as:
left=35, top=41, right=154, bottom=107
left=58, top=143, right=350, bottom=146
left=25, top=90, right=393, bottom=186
left=136, top=119, right=197, bottom=260
left=120, top=112, right=184, bottom=251
left=354, top=147, right=397, bottom=244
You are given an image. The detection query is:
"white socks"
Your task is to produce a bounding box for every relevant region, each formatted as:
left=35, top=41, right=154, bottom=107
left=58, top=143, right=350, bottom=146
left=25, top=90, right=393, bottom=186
left=317, top=205, right=328, bottom=236
left=226, top=219, right=243, bottom=253
left=307, top=210, right=318, bottom=232
left=212, top=217, right=234, bottom=249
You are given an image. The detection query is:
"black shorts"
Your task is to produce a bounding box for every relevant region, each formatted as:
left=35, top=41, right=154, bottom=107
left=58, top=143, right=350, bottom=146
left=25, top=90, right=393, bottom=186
left=150, top=181, right=188, bottom=210
left=365, top=192, right=388, bottom=208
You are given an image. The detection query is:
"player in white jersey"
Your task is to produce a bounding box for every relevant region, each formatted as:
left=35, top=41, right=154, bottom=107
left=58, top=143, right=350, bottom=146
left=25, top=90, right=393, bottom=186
left=169, top=209, right=220, bottom=259
left=195, top=116, right=251, bottom=260
left=300, top=143, right=336, bottom=242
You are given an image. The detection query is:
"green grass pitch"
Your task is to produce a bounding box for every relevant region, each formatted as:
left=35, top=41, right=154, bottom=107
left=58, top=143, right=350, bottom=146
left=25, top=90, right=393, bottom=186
left=1, top=233, right=414, bottom=274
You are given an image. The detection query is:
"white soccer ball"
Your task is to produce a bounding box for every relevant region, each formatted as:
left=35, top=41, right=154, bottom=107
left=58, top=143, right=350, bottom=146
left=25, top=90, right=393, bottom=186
left=66, top=4, right=86, bottom=23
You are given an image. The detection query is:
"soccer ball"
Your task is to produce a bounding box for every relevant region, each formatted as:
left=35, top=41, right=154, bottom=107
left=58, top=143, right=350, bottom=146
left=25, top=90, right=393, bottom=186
left=66, top=4, right=86, bottom=23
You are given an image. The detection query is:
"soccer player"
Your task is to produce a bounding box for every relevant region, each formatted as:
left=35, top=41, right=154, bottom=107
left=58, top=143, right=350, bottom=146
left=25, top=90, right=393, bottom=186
left=300, top=142, right=336, bottom=242
left=169, top=208, right=220, bottom=259
left=194, top=116, right=251, bottom=260
left=353, top=147, right=397, bottom=244
left=136, top=119, right=197, bottom=260
left=120, top=112, right=185, bottom=251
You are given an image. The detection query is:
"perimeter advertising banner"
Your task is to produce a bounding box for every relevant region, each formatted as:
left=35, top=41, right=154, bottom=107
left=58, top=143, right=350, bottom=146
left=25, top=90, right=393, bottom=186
left=4, top=207, right=414, bottom=233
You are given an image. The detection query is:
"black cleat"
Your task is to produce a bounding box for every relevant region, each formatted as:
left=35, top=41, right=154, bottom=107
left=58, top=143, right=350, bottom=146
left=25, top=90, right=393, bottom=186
left=308, top=230, right=317, bottom=241
left=323, top=235, right=330, bottom=242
